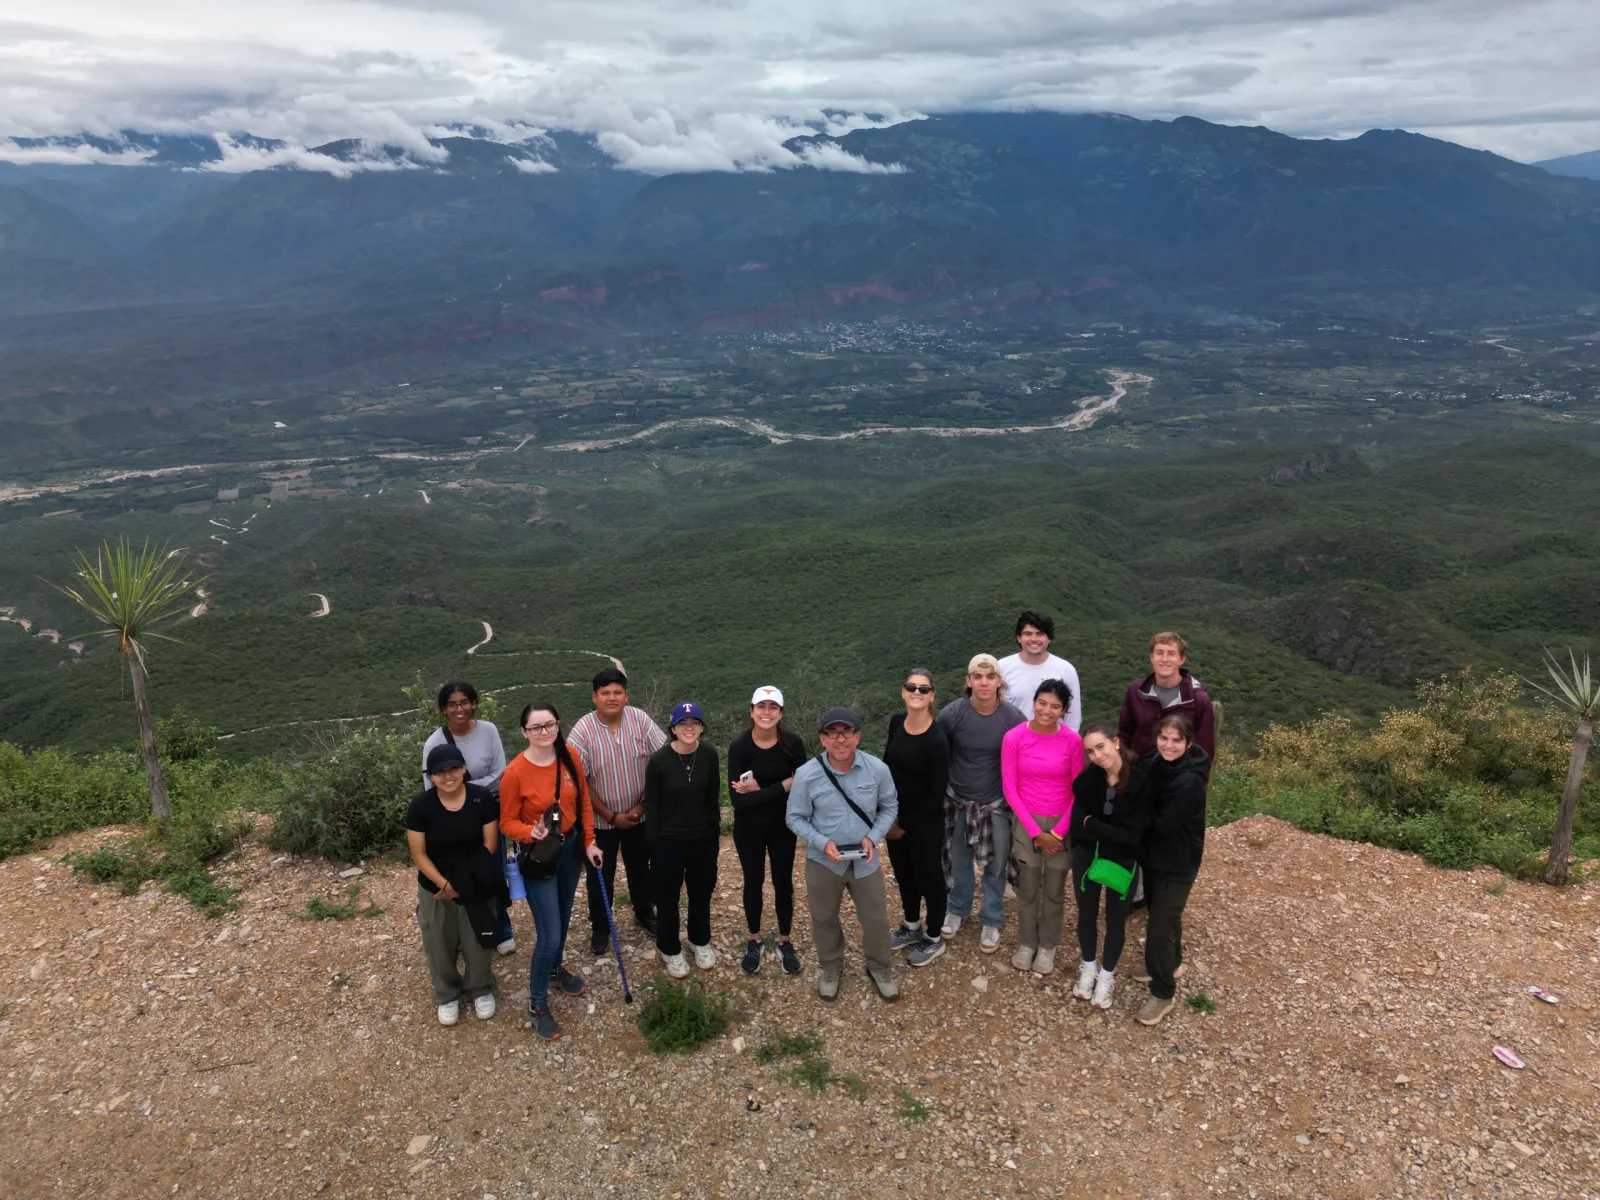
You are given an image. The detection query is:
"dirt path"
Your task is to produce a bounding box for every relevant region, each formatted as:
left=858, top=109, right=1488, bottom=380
left=1, top=816, right=1595, bottom=1200
left=546, top=368, right=1149, bottom=452
left=465, top=621, right=493, bottom=656
left=307, top=593, right=330, bottom=618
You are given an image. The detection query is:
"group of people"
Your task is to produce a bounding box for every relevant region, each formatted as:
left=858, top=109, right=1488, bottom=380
left=403, top=613, right=1217, bottom=1039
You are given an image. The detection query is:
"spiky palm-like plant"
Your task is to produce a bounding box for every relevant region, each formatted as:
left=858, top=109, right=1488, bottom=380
left=1525, top=648, right=1600, bottom=885
left=52, top=539, right=204, bottom=826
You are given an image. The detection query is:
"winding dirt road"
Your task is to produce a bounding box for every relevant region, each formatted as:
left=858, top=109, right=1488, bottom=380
left=465, top=621, right=493, bottom=655
left=307, top=593, right=330, bottom=618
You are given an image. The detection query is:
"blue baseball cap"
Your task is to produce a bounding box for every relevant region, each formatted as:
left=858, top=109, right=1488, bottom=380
left=670, top=701, right=705, bottom=727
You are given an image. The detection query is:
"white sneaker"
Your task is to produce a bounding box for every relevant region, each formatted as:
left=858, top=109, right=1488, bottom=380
left=1090, top=972, right=1115, bottom=1010
left=1010, top=945, right=1035, bottom=972
left=979, top=925, right=1001, bottom=953
left=436, top=1000, right=460, bottom=1026
left=941, top=914, right=963, bottom=938
left=1072, top=961, right=1098, bottom=1001
left=689, top=941, right=716, bottom=970
left=660, top=951, right=690, bottom=979
left=1031, top=947, right=1056, bottom=976
left=495, top=938, right=516, bottom=956
left=473, top=994, right=496, bottom=1020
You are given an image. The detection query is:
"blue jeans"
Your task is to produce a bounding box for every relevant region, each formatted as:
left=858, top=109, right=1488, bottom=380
left=947, top=801, right=1010, bottom=928
left=524, top=839, right=582, bottom=1009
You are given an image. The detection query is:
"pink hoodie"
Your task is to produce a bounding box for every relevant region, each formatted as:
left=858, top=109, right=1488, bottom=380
left=1000, top=723, right=1085, bottom=839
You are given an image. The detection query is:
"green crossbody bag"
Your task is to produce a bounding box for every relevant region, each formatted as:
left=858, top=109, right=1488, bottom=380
left=1082, top=844, right=1135, bottom=898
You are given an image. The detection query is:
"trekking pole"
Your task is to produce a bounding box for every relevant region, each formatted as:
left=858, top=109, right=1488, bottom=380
left=593, top=868, right=633, bottom=1004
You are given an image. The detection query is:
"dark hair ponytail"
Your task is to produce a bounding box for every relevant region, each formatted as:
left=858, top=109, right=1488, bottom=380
left=520, top=701, right=579, bottom=784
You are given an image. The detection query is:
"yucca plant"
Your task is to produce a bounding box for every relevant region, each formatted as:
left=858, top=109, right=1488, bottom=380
left=52, top=539, right=204, bottom=826
left=1525, top=648, right=1599, bottom=885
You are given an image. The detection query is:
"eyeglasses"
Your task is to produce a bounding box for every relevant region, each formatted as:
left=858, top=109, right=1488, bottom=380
left=445, top=699, right=475, bottom=709
left=902, top=684, right=934, bottom=694
left=523, top=721, right=559, bottom=734
left=821, top=727, right=860, bottom=738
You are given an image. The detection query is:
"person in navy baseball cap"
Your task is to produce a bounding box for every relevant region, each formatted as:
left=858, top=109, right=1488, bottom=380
left=646, top=699, right=722, bottom=978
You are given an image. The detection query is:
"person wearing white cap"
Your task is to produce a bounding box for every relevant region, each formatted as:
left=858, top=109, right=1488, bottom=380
left=729, top=685, right=808, bottom=975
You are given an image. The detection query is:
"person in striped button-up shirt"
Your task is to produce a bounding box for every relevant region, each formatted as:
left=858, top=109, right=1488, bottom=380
left=567, top=667, right=667, bottom=954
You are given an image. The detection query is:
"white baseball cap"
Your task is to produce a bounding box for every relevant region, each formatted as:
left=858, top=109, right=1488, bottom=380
left=750, top=685, right=785, bottom=707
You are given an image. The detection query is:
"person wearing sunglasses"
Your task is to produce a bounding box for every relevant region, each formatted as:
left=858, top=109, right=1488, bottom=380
left=422, top=681, right=512, bottom=954
left=1066, top=723, right=1153, bottom=1011
left=882, top=669, right=951, bottom=968
left=1000, top=679, right=1085, bottom=977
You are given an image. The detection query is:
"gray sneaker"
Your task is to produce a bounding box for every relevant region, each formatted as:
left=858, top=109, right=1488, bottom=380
left=867, top=966, right=900, bottom=1002
left=1135, top=994, right=1175, bottom=1026
left=817, top=967, right=841, bottom=1002
left=908, top=935, right=946, bottom=968
left=888, top=923, right=923, bottom=952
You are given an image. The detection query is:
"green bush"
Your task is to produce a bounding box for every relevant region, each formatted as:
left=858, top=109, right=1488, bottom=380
left=63, top=809, right=248, bottom=917
left=268, top=726, right=420, bottom=862
left=635, top=982, right=730, bottom=1054
left=303, top=885, right=385, bottom=921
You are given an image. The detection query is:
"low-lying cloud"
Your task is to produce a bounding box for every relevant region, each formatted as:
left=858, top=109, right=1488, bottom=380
left=0, top=0, right=1594, bottom=172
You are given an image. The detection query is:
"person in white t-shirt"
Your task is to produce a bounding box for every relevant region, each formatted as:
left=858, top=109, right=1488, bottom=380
left=997, top=611, right=1083, bottom=732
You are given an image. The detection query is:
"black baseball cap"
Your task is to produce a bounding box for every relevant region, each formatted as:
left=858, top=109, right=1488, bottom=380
left=817, top=706, right=861, bottom=732
left=426, top=743, right=468, bottom=774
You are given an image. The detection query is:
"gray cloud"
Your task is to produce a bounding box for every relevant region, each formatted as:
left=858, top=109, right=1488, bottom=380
left=0, top=0, right=1594, bottom=171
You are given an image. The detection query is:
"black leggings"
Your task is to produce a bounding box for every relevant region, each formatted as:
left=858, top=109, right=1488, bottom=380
left=1071, top=844, right=1134, bottom=970
left=733, top=805, right=797, bottom=936
left=884, top=825, right=947, bottom=935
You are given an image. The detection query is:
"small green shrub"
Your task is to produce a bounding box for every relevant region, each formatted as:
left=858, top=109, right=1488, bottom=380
left=63, top=810, right=247, bottom=917
left=1187, top=992, right=1217, bottom=1014
left=303, top=885, right=385, bottom=921
left=754, top=1030, right=823, bottom=1064
left=895, top=1089, right=930, bottom=1123
left=754, top=1028, right=866, bottom=1097
left=268, top=727, right=420, bottom=861
left=635, top=983, right=731, bottom=1053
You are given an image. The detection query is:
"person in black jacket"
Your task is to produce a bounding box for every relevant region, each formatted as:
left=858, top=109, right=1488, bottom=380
left=406, top=743, right=503, bottom=1027
left=1135, top=712, right=1211, bottom=1026
left=645, top=702, right=722, bottom=979
left=882, top=668, right=952, bottom=968
left=1067, top=723, right=1153, bottom=1011
left=729, top=685, right=808, bottom=976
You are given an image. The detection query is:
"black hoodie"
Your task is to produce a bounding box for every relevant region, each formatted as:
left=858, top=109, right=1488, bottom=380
left=1068, top=761, right=1154, bottom=873
left=1140, top=746, right=1211, bottom=881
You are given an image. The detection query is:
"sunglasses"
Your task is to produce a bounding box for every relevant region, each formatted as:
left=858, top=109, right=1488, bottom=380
left=1103, top=786, right=1117, bottom=816
left=902, top=683, right=934, bottom=694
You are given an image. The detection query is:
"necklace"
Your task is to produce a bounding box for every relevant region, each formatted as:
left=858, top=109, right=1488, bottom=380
left=677, top=747, right=697, bottom=780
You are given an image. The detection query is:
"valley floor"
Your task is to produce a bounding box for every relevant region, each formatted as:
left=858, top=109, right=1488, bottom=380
left=1, top=817, right=1596, bottom=1199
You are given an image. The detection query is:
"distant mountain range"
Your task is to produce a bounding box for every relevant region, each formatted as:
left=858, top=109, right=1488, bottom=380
left=1537, top=149, right=1600, bottom=181
left=3, top=113, right=1599, bottom=326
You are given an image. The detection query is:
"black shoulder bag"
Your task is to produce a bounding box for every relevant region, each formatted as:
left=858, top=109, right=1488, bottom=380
left=816, top=755, right=876, bottom=828
left=516, top=764, right=567, bottom=881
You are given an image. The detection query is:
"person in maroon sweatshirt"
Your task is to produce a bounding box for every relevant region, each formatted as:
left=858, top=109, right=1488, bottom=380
left=1118, top=632, right=1216, bottom=762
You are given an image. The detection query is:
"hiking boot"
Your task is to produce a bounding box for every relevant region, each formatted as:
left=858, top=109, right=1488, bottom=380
left=778, top=941, right=803, bottom=975
left=741, top=938, right=765, bottom=975
left=867, top=966, right=900, bottom=1002
left=1133, top=962, right=1185, bottom=984
left=1091, top=972, right=1115, bottom=1011
left=1011, top=945, right=1036, bottom=972
left=1135, top=994, right=1175, bottom=1026
left=528, top=1001, right=561, bottom=1040
left=1072, top=961, right=1098, bottom=1000
left=660, top=951, right=690, bottom=979
left=908, top=935, right=946, bottom=967
left=550, top=966, right=587, bottom=996
left=590, top=928, right=610, bottom=957
left=889, top=922, right=923, bottom=952
left=436, top=1000, right=460, bottom=1026
left=979, top=925, right=1001, bottom=953
left=689, top=941, right=717, bottom=970
left=818, top=967, right=841, bottom=1001
left=495, top=937, right=517, bottom=956
left=473, top=994, right=497, bottom=1020
left=1031, top=947, right=1057, bottom=977
left=941, top=914, right=963, bottom=938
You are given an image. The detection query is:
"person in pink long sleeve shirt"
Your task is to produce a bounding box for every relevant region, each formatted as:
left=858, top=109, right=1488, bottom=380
left=1000, top=678, right=1085, bottom=976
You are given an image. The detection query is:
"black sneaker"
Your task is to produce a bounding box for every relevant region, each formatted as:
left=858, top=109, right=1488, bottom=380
left=549, top=966, right=587, bottom=996
left=741, top=938, right=765, bottom=975
left=778, top=940, right=802, bottom=975
left=528, top=1002, right=561, bottom=1040
left=635, top=909, right=658, bottom=937
left=590, top=928, right=610, bottom=957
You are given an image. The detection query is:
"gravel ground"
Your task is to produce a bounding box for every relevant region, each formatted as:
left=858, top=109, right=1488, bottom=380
left=2, top=815, right=1597, bottom=1199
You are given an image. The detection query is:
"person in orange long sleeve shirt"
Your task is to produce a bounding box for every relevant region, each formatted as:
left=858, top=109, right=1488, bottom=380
left=501, top=701, right=602, bottom=1040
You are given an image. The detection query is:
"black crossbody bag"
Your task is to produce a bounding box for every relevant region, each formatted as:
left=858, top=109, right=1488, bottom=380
left=816, top=755, right=876, bottom=828
left=516, top=765, right=567, bottom=880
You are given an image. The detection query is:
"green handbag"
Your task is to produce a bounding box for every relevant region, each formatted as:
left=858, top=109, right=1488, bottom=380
left=1082, top=844, right=1135, bottom=898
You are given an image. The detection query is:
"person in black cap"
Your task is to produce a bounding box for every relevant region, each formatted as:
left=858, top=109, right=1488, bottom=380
left=786, top=706, right=900, bottom=1002
left=406, top=743, right=503, bottom=1026
left=643, top=701, right=722, bottom=979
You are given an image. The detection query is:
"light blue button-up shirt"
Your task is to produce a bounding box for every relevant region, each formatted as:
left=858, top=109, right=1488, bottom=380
left=786, top=750, right=899, bottom=877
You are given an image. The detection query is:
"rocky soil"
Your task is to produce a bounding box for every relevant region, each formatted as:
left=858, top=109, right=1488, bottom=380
left=2, top=815, right=1597, bottom=1199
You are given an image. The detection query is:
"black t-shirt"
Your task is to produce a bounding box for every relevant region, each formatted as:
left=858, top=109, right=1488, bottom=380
left=727, top=729, right=807, bottom=814
left=405, top=783, right=498, bottom=893
left=882, top=714, right=951, bottom=833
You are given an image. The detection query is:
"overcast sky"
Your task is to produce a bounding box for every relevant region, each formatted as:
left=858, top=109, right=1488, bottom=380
left=1, top=0, right=1595, bottom=171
